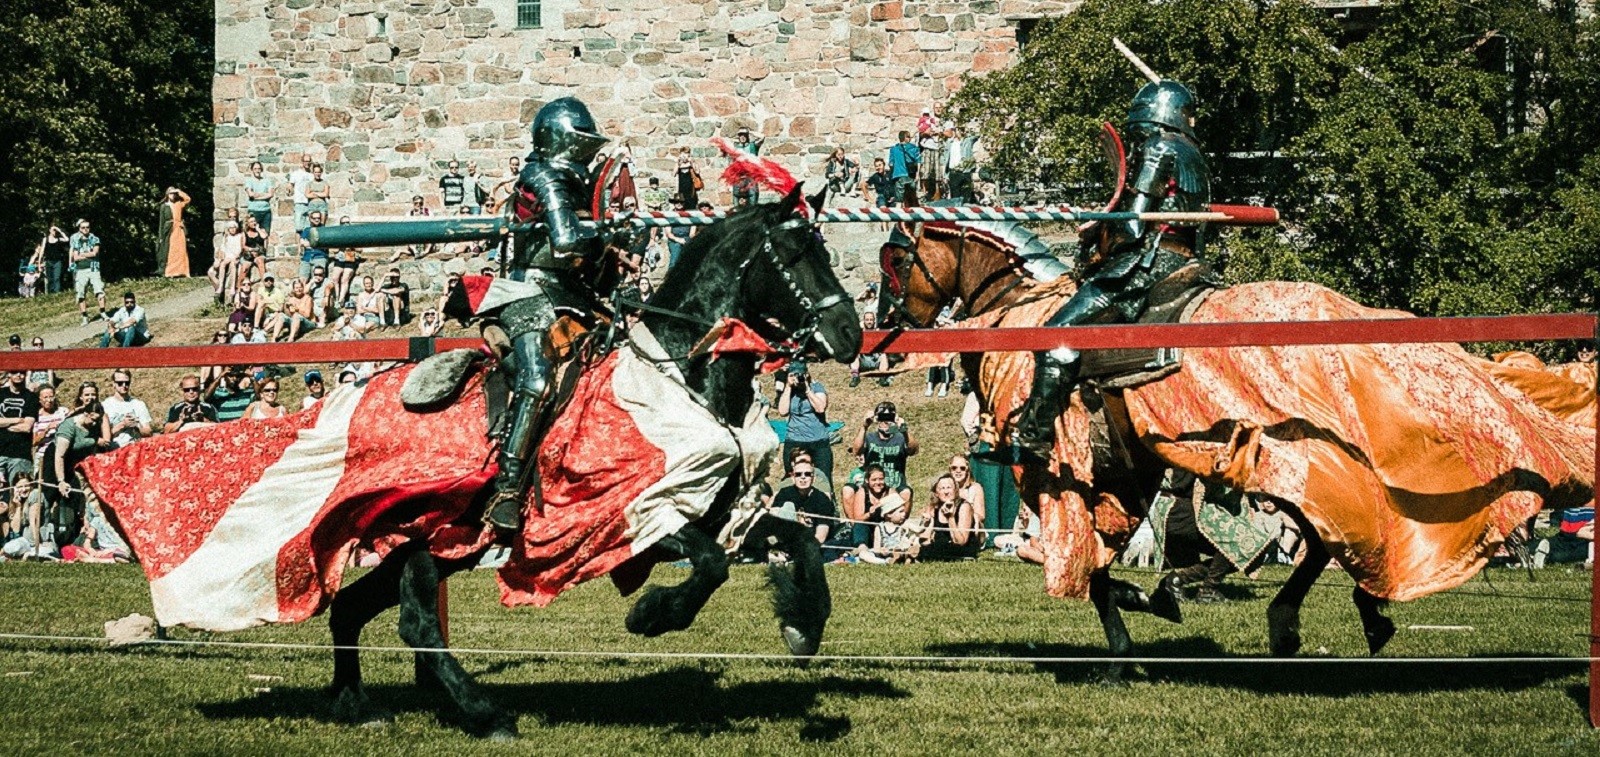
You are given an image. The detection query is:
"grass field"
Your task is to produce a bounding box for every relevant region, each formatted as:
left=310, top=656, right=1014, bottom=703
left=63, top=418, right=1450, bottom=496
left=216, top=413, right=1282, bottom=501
left=0, top=560, right=1594, bottom=755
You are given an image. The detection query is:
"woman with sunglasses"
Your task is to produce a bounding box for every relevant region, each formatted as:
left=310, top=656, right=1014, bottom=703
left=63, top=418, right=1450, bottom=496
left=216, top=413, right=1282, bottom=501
left=947, top=454, right=987, bottom=548
left=242, top=379, right=287, bottom=420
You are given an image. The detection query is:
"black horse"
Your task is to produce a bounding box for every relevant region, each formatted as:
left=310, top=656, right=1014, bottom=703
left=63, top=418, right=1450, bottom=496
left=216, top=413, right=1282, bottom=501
left=325, top=188, right=861, bottom=738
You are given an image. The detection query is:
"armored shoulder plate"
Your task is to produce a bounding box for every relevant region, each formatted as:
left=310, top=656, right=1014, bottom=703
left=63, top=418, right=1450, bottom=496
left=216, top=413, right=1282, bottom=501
left=1130, top=132, right=1210, bottom=210
left=519, top=159, right=597, bottom=259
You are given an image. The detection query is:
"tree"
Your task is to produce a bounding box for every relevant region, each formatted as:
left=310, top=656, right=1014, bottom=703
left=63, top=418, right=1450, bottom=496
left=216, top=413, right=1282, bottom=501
left=951, top=0, right=1600, bottom=325
left=0, top=0, right=213, bottom=287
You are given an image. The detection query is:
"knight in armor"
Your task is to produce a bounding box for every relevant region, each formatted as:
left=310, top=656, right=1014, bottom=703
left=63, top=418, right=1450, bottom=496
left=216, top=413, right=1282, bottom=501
left=483, top=97, right=611, bottom=535
left=1013, top=80, right=1211, bottom=458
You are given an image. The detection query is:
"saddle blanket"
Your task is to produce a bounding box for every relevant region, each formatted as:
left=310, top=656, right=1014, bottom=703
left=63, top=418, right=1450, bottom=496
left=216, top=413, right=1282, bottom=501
left=83, top=327, right=779, bottom=631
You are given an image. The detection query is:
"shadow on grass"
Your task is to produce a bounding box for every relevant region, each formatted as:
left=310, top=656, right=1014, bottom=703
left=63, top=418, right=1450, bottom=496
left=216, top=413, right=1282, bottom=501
left=196, top=666, right=907, bottom=740
left=926, top=638, right=1588, bottom=696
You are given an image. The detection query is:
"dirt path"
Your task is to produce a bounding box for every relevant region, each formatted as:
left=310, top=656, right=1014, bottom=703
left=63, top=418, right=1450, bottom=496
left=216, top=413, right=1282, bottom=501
left=35, top=283, right=218, bottom=349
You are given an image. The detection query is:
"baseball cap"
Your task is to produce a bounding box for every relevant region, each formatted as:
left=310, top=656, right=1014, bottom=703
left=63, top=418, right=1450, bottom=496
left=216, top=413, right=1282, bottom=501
left=304, top=370, right=323, bottom=385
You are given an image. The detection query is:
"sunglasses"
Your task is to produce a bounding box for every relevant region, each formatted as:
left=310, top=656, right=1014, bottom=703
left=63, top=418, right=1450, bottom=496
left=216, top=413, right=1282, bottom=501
left=950, top=465, right=968, bottom=471
left=113, top=380, right=130, bottom=386
left=793, top=471, right=814, bottom=478
left=180, top=386, right=200, bottom=392
left=260, top=388, right=278, bottom=393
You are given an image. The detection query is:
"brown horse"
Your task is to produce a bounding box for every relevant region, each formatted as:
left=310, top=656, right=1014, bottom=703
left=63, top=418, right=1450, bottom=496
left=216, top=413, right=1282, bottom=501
left=880, top=221, right=1595, bottom=665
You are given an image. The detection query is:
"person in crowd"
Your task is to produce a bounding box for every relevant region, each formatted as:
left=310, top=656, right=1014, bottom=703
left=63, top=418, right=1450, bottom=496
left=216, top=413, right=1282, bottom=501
left=440, top=158, right=466, bottom=211
left=33, top=225, right=71, bottom=295
left=436, top=271, right=463, bottom=316
left=769, top=459, right=835, bottom=545
left=66, top=381, right=111, bottom=446
left=60, top=513, right=130, bottom=563
left=226, top=276, right=257, bottom=333
left=332, top=301, right=372, bottom=340
left=775, top=362, right=833, bottom=492
left=5, top=334, right=16, bottom=350
left=851, top=493, right=919, bottom=564
left=289, top=154, right=315, bottom=231
left=948, top=453, right=988, bottom=547
left=158, top=186, right=192, bottom=277
left=0, top=369, right=39, bottom=486
left=944, top=122, right=978, bottom=204
left=663, top=195, right=693, bottom=269
left=305, top=265, right=333, bottom=326
left=282, top=278, right=318, bottom=341
left=396, top=196, right=436, bottom=261
left=417, top=307, right=444, bottom=337
left=640, top=176, right=669, bottom=211
left=731, top=127, right=766, bottom=208
left=31, top=386, right=65, bottom=468
left=918, top=118, right=944, bottom=201
left=337, top=367, right=359, bottom=385
left=993, top=504, right=1045, bottom=565
left=70, top=219, right=106, bottom=326
left=865, top=158, right=895, bottom=229
left=327, top=216, right=361, bottom=309
left=298, top=210, right=330, bottom=281
left=301, top=370, right=327, bottom=409
left=305, top=162, right=330, bottom=222
left=164, top=374, right=218, bottom=433
left=242, top=378, right=287, bottom=420
left=379, top=269, right=411, bottom=325
left=100, top=292, right=152, bottom=348
left=851, top=400, right=918, bottom=497
left=354, top=275, right=388, bottom=328
left=205, top=368, right=254, bottom=423
left=1533, top=504, right=1595, bottom=569
left=888, top=131, right=922, bottom=208
left=926, top=357, right=955, bottom=398
left=253, top=275, right=288, bottom=340
left=212, top=218, right=245, bottom=303
left=241, top=214, right=267, bottom=282
left=845, top=463, right=904, bottom=548
left=849, top=311, right=891, bottom=388
left=101, top=369, right=152, bottom=450
left=1, top=472, right=46, bottom=560
left=45, top=399, right=105, bottom=547
left=959, top=381, right=1022, bottom=540
left=919, top=473, right=977, bottom=561
left=676, top=147, right=701, bottom=208
left=244, top=160, right=275, bottom=241
left=825, top=147, right=861, bottom=198
left=23, top=337, right=55, bottom=395
left=464, top=161, right=486, bottom=214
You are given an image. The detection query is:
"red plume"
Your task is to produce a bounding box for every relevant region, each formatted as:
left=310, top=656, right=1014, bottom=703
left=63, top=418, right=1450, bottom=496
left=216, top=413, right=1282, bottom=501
left=712, top=137, right=807, bottom=217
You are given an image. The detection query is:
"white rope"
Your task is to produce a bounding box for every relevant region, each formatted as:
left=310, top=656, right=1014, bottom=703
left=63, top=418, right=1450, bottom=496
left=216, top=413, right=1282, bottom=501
left=801, top=510, right=1018, bottom=536
left=1, top=631, right=1593, bottom=666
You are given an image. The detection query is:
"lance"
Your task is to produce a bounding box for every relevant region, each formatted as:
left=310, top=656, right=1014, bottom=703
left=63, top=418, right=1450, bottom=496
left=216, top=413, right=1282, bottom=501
left=1113, top=37, right=1163, bottom=85
left=309, top=204, right=1279, bottom=248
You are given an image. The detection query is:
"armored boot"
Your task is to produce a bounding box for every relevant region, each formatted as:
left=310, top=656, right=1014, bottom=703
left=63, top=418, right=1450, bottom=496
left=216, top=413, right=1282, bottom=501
left=1012, top=348, right=1079, bottom=461
left=485, top=392, right=540, bottom=536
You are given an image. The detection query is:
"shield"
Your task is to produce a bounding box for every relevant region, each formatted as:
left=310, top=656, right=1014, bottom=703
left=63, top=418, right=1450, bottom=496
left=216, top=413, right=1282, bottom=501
left=1077, top=121, right=1128, bottom=234
left=589, top=156, right=622, bottom=220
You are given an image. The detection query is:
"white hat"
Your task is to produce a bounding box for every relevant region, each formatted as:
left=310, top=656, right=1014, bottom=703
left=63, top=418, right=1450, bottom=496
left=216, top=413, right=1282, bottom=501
left=941, top=120, right=955, bottom=131
left=921, top=107, right=932, bottom=115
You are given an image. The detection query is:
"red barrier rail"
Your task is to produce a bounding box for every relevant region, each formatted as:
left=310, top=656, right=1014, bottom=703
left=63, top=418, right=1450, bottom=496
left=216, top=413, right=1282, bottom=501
left=5, top=314, right=1595, bottom=725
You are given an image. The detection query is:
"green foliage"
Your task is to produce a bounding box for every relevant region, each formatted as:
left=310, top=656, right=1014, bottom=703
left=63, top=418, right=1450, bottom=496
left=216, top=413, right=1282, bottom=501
left=0, top=0, right=213, bottom=284
left=952, top=0, right=1600, bottom=322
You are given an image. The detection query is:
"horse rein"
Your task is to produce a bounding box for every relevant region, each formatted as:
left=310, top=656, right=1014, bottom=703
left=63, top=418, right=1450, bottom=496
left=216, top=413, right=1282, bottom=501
left=884, top=224, right=1030, bottom=328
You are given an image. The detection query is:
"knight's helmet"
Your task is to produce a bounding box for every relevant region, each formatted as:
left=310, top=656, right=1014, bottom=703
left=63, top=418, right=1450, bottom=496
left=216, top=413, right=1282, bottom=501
left=530, top=97, right=609, bottom=167
left=1125, top=80, right=1198, bottom=139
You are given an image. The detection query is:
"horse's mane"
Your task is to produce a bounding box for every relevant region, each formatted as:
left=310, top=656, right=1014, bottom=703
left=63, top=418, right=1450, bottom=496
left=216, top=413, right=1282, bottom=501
left=923, top=219, right=1071, bottom=283
left=652, top=200, right=798, bottom=310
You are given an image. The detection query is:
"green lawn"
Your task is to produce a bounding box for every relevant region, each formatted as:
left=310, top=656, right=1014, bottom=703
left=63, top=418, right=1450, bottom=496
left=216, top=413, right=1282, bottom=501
left=0, top=560, right=1593, bottom=754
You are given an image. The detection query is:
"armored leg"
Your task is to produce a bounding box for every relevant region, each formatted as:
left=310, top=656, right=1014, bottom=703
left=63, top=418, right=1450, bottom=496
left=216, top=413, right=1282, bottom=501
left=1012, top=280, right=1117, bottom=459
left=485, top=329, right=555, bottom=535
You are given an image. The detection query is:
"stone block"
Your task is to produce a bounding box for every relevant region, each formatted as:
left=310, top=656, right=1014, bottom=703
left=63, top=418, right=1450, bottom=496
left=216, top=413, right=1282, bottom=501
left=251, top=77, right=283, bottom=98
left=363, top=42, right=393, bottom=62
left=849, top=27, right=887, bottom=61
left=423, top=108, right=445, bottom=128
left=353, top=65, right=394, bottom=84
left=215, top=74, right=247, bottom=100
left=213, top=102, right=238, bottom=124
left=972, top=51, right=1011, bottom=72
left=634, top=50, right=665, bottom=65
left=788, top=116, right=816, bottom=137
left=446, top=98, right=522, bottom=124
left=440, top=62, right=469, bottom=85
left=688, top=94, right=743, bottom=118
left=473, top=64, right=522, bottom=84
left=457, top=7, right=496, bottom=25
left=653, top=80, right=685, bottom=99
left=216, top=124, right=248, bottom=139
left=409, top=62, right=441, bottom=86
left=921, top=15, right=949, bottom=32
left=327, top=85, right=372, bottom=109
left=869, top=2, right=904, bottom=21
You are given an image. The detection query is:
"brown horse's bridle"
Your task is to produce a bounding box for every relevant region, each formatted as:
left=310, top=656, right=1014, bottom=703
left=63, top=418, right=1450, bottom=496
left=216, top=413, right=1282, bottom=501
left=880, top=225, right=1032, bottom=328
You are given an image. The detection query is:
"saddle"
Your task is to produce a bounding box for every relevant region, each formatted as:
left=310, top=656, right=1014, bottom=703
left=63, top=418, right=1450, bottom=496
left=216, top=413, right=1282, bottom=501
left=1078, top=263, right=1219, bottom=390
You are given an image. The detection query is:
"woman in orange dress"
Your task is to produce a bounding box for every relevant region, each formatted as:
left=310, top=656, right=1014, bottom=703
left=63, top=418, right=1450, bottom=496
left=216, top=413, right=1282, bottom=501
left=159, top=187, right=191, bottom=277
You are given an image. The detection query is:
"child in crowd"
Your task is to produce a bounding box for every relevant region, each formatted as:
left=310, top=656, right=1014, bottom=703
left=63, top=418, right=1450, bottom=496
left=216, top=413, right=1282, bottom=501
left=993, top=504, right=1044, bottom=565
left=1, top=474, right=52, bottom=561
left=852, top=493, right=919, bottom=564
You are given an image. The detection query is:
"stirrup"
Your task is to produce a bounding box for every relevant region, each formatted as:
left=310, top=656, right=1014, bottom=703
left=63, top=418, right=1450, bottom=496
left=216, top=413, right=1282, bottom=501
left=483, top=489, right=524, bottom=534
left=1012, top=402, right=1058, bottom=461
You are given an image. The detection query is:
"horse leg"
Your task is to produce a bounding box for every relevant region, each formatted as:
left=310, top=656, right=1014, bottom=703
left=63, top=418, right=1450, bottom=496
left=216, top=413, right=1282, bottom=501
left=326, top=547, right=410, bottom=725
left=1088, top=569, right=1134, bottom=683
left=1267, top=531, right=1329, bottom=657
left=395, top=547, right=517, bottom=740
left=751, top=515, right=832, bottom=656
left=624, top=525, right=729, bottom=638
left=1352, top=586, right=1396, bottom=655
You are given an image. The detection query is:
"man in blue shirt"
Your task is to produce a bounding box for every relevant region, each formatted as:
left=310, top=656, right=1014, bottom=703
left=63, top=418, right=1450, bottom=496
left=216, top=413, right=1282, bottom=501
left=775, top=362, right=833, bottom=493
left=69, top=219, right=105, bottom=326
left=887, top=131, right=921, bottom=207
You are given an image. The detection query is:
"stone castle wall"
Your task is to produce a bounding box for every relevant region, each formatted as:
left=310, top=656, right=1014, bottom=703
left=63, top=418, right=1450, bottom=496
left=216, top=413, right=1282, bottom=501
left=213, top=0, right=1074, bottom=239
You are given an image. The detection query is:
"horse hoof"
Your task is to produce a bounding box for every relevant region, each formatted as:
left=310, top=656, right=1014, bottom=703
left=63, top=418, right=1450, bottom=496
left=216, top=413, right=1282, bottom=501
left=1266, top=604, right=1302, bottom=657
left=1364, top=616, right=1396, bottom=656
left=625, top=586, right=689, bottom=637
left=1149, top=576, right=1184, bottom=624
left=782, top=625, right=820, bottom=658
left=485, top=726, right=519, bottom=743
left=328, top=686, right=391, bottom=727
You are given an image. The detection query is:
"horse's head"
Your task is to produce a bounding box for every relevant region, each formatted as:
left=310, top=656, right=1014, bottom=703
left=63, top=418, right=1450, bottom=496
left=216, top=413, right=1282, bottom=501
left=878, top=226, right=957, bottom=329
left=656, top=186, right=860, bottom=364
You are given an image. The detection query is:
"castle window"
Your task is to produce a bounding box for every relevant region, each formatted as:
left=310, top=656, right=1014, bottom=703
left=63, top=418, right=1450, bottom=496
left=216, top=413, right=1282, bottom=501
left=517, top=0, right=542, bottom=29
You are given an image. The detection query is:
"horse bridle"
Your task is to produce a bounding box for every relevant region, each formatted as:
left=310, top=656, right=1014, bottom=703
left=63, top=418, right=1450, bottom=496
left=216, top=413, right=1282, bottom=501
left=737, top=217, right=851, bottom=358
left=882, top=225, right=1029, bottom=328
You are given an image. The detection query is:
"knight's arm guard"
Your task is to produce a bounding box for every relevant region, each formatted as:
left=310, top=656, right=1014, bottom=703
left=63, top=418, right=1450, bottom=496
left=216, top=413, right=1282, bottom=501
left=521, top=162, right=595, bottom=256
